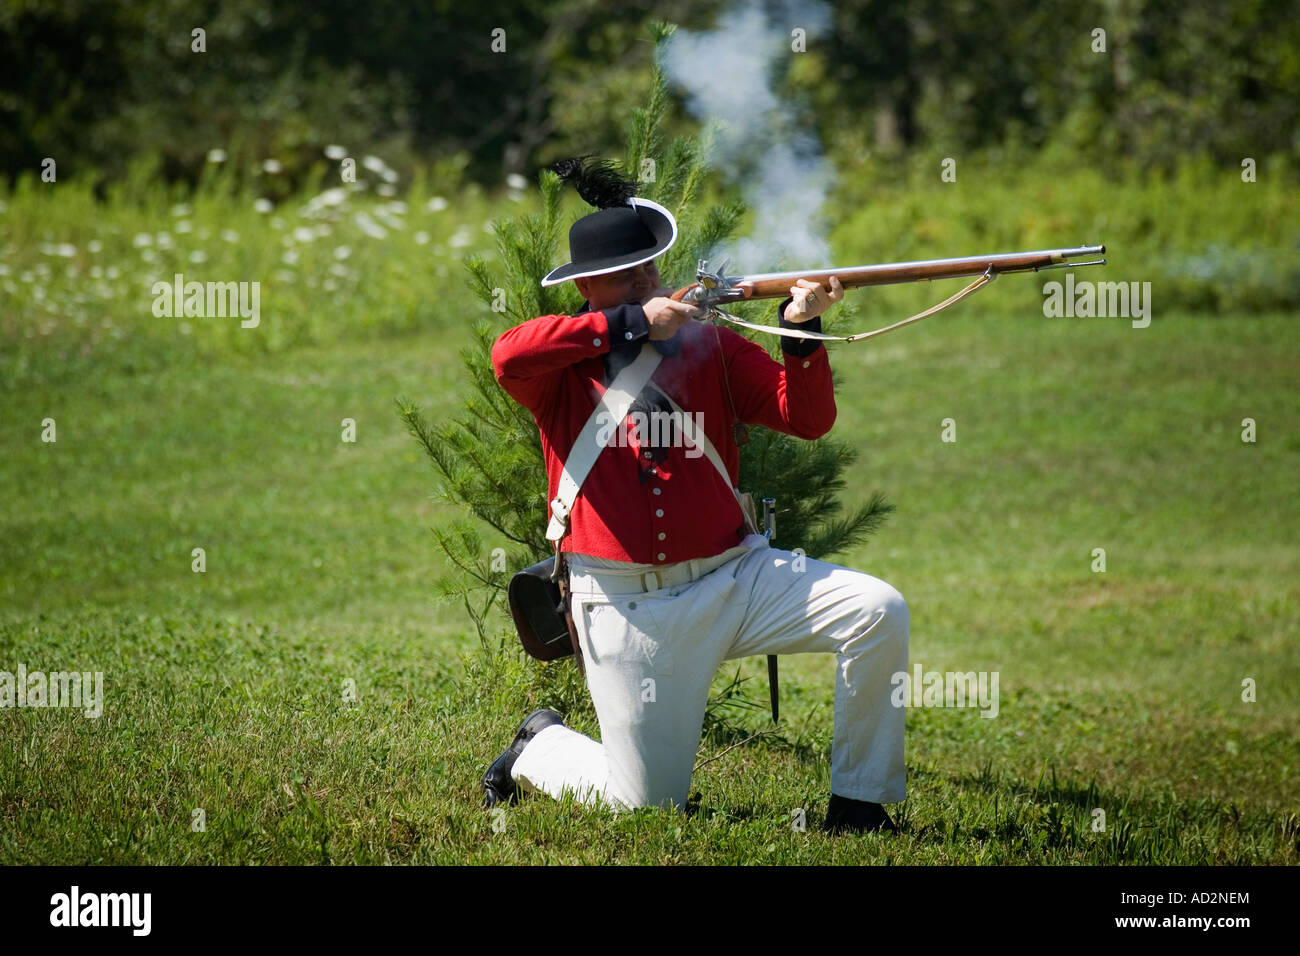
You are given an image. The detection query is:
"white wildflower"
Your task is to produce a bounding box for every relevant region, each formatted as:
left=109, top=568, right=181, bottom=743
left=311, top=187, right=348, bottom=210
left=254, top=198, right=273, bottom=214
left=263, top=158, right=283, bottom=174
left=207, top=148, right=227, bottom=163
left=354, top=211, right=387, bottom=239
left=426, top=196, right=448, bottom=212
left=325, top=144, right=347, bottom=160
left=414, top=231, right=429, bottom=245
left=189, top=250, right=207, bottom=264
left=373, top=207, right=404, bottom=231
left=221, top=229, right=240, bottom=243
left=333, top=245, right=351, bottom=260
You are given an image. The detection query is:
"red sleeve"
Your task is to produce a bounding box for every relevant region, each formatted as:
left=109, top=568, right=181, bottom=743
left=490, top=303, right=651, bottom=414
left=720, top=326, right=837, bottom=440
left=490, top=312, right=608, bottom=415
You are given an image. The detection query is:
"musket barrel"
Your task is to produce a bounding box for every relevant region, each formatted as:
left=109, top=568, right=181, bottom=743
left=731, top=246, right=1106, bottom=299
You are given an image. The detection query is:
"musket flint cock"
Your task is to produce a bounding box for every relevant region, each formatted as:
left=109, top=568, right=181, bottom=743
left=673, top=245, right=1107, bottom=311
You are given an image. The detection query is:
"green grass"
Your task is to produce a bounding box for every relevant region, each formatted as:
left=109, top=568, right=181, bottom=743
left=1, top=164, right=1297, bottom=863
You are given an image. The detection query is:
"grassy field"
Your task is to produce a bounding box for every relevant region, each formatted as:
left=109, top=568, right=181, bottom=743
left=1, top=164, right=1298, bottom=864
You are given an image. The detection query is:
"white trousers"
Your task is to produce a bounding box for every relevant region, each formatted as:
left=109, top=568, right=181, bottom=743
left=511, top=534, right=909, bottom=811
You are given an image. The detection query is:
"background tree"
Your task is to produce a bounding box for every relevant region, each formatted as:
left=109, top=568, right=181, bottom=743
left=398, top=21, right=892, bottom=649
left=4, top=0, right=1295, bottom=189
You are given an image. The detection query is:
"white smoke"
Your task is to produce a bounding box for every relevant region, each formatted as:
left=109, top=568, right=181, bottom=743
left=661, top=0, right=836, bottom=271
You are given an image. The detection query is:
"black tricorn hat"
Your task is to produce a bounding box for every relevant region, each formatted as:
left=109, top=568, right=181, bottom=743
left=540, top=157, right=678, bottom=287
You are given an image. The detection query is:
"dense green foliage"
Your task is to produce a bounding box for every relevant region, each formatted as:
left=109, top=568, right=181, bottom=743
left=3, top=0, right=1297, bottom=187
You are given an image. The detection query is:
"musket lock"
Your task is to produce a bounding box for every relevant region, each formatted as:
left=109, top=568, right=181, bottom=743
left=684, top=258, right=746, bottom=310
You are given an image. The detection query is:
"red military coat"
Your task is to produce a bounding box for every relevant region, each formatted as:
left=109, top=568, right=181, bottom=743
left=491, top=299, right=837, bottom=564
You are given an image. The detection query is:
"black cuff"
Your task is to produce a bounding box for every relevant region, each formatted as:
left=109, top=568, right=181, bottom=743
left=777, top=298, right=824, bottom=358
left=602, top=303, right=650, bottom=348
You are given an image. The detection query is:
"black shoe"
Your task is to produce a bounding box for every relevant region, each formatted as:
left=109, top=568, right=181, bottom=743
left=822, top=793, right=899, bottom=835
left=482, top=708, right=565, bottom=809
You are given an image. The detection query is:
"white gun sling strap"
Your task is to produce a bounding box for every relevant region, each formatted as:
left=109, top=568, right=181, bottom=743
left=546, top=344, right=664, bottom=545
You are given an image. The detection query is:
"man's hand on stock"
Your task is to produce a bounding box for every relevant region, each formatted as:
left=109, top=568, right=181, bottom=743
left=641, top=288, right=701, bottom=341
left=784, top=276, right=845, bottom=323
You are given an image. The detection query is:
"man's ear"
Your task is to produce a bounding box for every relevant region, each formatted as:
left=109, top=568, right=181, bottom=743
left=573, top=276, right=591, bottom=300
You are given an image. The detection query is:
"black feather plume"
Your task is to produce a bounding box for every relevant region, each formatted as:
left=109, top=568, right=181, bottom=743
left=550, top=156, right=640, bottom=209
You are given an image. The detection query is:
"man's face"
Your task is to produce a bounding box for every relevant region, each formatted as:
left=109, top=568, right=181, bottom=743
left=574, top=260, right=661, bottom=311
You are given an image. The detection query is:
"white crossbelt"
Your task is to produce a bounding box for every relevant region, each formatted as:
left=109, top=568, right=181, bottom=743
left=546, top=344, right=663, bottom=545
left=645, top=381, right=746, bottom=510
left=546, top=342, right=762, bottom=595
left=545, top=343, right=748, bottom=546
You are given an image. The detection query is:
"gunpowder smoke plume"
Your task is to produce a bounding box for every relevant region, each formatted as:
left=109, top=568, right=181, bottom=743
left=661, top=0, right=836, bottom=270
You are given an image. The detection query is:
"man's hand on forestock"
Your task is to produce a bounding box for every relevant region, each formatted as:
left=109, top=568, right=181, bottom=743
left=784, top=276, right=844, bottom=323
left=642, top=289, right=701, bottom=341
